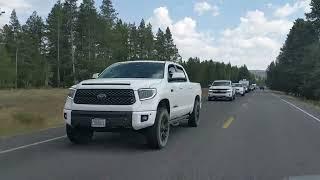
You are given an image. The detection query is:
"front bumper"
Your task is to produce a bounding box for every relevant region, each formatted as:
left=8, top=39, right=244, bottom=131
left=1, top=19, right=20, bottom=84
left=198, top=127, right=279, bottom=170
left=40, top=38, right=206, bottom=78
left=208, top=92, right=233, bottom=98
left=63, top=109, right=156, bottom=131
left=235, top=90, right=244, bottom=94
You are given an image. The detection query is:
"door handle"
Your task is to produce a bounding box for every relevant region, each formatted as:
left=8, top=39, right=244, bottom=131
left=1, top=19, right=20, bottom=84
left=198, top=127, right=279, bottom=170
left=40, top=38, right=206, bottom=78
left=179, top=87, right=183, bottom=89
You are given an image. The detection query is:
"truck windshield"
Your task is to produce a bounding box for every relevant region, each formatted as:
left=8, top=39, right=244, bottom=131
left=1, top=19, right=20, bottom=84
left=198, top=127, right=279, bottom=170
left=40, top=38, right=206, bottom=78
left=99, top=62, right=165, bottom=79
left=212, top=82, right=230, bottom=86
left=233, top=83, right=243, bottom=87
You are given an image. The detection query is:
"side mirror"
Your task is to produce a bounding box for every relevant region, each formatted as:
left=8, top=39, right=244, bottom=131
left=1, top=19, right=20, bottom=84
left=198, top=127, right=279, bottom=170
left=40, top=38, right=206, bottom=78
left=172, top=72, right=185, bottom=79
left=92, top=73, right=99, bottom=79
left=169, top=72, right=186, bottom=82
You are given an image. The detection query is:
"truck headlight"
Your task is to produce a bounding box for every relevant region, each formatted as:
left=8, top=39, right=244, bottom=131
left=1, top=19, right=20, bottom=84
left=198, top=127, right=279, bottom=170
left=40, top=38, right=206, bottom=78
left=68, top=88, right=76, bottom=98
left=138, top=88, right=157, bottom=101
left=227, top=89, right=232, bottom=92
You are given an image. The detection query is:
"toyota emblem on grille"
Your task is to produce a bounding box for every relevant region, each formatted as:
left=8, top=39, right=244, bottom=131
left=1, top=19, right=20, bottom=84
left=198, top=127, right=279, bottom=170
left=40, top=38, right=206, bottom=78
left=97, top=93, right=107, bottom=100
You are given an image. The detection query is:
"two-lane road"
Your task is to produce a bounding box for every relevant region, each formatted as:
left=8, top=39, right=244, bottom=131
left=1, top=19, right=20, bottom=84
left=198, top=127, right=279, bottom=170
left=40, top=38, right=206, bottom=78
left=2, top=91, right=320, bottom=180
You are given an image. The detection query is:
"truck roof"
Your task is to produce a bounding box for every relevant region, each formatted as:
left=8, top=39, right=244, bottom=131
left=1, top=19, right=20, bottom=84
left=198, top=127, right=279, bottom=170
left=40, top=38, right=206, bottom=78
left=214, top=80, right=231, bottom=82
left=117, top=60, right=177, bottom=64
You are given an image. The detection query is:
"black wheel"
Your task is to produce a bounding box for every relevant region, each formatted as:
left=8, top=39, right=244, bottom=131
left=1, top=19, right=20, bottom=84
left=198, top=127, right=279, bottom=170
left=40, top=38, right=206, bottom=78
left=188, top=98, right=200, bottom=127
left=146, top=107, right=170, bottom=149
left=241, top=93, right=245, bottom=96
left=66, top=124, right=93, bottom=144
left=208, top=97, right=212, bottom=101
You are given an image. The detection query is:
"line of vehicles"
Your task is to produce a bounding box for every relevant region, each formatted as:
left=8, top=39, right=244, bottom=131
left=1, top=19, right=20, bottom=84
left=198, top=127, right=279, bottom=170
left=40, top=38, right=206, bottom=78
left=208, top=79, right=257, bottom=101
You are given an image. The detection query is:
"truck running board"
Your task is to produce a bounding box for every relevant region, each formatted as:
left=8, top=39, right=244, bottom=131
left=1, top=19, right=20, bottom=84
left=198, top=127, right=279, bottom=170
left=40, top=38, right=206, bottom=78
left=170, top=114, right=190, bottom=126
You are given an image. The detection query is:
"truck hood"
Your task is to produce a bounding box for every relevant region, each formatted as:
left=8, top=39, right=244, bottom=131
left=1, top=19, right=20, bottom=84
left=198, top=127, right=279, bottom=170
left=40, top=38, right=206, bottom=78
left=235, top=87, right=243, bottom=90
left=209, top=86, right=232, bottom=90
left=76, top=78, right=163, bottom=90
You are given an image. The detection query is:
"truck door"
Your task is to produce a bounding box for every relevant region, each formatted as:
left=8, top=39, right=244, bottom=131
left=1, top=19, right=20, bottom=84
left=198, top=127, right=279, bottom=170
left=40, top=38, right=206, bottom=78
left=175, top=65, right=192, bottom=115
left=167, top=64, right=181, bottom=119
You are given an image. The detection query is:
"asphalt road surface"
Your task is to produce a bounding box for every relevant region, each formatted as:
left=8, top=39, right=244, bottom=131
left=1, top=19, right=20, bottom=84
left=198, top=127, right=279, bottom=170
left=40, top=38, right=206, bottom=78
left=2, top=90, right=320, bottom=180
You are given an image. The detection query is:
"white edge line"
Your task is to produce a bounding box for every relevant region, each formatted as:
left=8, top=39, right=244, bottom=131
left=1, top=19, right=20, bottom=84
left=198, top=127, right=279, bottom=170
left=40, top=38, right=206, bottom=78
left=275, top=95, right=320, bottom=123
left=1, top=125, right=64, bottom=140
left=0, top=135, right=66, bottom=154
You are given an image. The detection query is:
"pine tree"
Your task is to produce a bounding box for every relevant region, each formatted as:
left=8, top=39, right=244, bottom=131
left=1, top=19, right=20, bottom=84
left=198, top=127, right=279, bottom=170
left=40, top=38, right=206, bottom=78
left=137, top=19, right=146, bottom=59
left=98, top=0, right=118, bottom=67
left=136, top=19, right=155, bottom=59
left=274, top=19, right=317, bottom=94
left=155, top=28, right=166, bottom=60
left=112, top=20, right=129, bottom=62
left=0, top=44, right=15, bottom=88
left=76, top=0, right=99, bottom=80
left=128, top=23, right=138, bottom=60
left=19, top=11, right=46, bottom=87
left=7, top=10, right=21, bottom=88
left=306, top=0, right=320, bottom=39
left=9, top=10, right=21, bottom=32
left=63, top=0, right=78, bottom=84
left=145, top=23, right=155, bottom=59
left=164, top=27, right=179, bottom=61
left=100, top=0, right=118, bottom=26
left=46, top=1, right=63, bottom=87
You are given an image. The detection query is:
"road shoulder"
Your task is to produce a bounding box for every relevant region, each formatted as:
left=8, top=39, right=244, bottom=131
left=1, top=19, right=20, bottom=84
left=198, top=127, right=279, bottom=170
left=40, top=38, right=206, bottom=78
left=271, top=91, right=320, bottom=122
left=0, top=126, right=65, bottom=152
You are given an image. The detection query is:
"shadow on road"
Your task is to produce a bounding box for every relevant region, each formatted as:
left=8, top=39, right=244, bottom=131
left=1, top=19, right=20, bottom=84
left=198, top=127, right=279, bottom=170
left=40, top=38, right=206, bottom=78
left=62, top=122, right=193, bottom=152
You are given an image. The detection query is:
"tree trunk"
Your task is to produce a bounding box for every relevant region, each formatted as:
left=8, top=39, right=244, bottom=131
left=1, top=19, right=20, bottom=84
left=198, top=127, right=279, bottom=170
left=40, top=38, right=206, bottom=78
left=15, top=47, right=18, bottom=89
left=57, top=11, right=61, bottom=88
left=71, top=30, right=76, bottom=84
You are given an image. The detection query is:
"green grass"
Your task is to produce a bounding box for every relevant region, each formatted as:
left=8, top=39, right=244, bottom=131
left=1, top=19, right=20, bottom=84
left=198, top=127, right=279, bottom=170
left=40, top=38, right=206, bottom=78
left=297, top=97, right=320, bottom=110
left=271, top=90, right=320, bottom=110
left=0, top=89, right=68, bottom=137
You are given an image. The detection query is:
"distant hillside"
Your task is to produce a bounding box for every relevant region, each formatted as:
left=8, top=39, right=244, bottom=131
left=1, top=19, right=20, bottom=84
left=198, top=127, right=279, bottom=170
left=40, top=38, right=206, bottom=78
left=250, top=70, right=266, bottom=79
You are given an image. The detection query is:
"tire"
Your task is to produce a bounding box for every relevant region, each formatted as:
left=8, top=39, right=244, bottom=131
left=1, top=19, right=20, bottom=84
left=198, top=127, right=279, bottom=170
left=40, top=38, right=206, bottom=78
left=241, top=93, right=245, bottom=96
left=66, top=124, right=93, bottom=144
left=208, top=97, right=211, bottom=101
left=146, top=107, right=170, bottom=149
left=188, top=98, right=200, bottom=127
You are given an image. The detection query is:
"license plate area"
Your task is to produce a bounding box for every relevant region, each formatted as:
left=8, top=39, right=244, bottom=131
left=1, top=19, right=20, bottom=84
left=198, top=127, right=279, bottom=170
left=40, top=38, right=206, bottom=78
left=91, top=118, right=106, bottom=127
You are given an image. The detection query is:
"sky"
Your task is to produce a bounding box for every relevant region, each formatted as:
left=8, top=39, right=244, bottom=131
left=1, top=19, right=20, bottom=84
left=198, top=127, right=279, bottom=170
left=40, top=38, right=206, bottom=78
left=0, top=0, right=312, bottom=70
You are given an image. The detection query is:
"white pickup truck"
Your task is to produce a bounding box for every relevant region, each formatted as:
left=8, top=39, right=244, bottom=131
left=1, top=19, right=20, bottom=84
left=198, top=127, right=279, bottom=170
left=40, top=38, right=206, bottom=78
left=208, top=80, right=236, bottom=101
left=232, top=83, right=245, bottom=96
left=63, top=61, right=202, bottom=149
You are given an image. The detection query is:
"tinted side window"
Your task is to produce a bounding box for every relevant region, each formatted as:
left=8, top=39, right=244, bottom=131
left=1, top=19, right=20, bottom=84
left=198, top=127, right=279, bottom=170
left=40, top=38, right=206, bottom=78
left=168, top=64, right=176, bottom=81
left=175, top=65, right=187, bottom=82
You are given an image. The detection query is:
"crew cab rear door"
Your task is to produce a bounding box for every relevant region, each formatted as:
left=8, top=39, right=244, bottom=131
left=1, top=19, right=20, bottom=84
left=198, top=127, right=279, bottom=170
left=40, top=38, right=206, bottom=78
left=167, top=64, right=181, bottom=119
left=175, top=65, right=193, bottom=115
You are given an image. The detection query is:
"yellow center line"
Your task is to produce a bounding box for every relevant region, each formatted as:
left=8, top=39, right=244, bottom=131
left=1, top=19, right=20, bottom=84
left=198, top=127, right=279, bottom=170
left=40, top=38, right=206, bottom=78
left=222, top=116, right=234, bottom=129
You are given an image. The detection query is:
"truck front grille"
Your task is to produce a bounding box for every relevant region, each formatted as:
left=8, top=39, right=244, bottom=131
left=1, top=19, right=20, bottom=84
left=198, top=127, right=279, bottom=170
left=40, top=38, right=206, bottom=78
left=74, top=89, right=136, bottom=105
left=212, top=91, right=227, bottom=93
